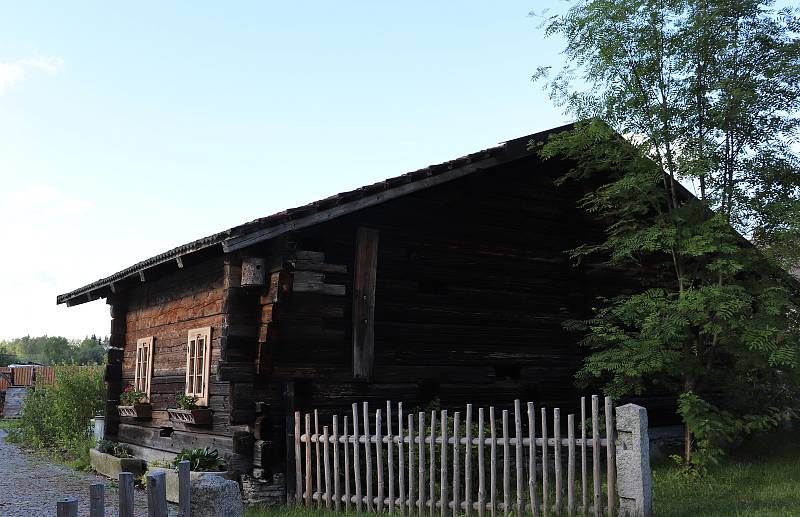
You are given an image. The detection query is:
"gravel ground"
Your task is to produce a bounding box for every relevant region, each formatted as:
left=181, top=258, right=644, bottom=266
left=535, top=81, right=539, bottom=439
left=0, top=429, right=174, bottom=516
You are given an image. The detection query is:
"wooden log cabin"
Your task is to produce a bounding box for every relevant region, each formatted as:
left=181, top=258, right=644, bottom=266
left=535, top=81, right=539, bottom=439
left=56, top=124, right=670, bottom=503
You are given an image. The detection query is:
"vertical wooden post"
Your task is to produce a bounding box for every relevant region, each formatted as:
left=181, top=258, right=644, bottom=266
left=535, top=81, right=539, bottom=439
left=465, top=404, right=473, bottom=517
left=56, top=497, right=78, bottom=517
left=345, top=415, right=352, bottom=512
left=364, top=402, right=374, bottom=512
left=353, top=404, right=363, bottom=512
left=377, top=410, right=385, bottom=512
left=352, top=227, right=379, bottom=380
left=514, top=401, right=523, bottom=517
left=429, top=411, right=437, bottom=517
left=605, top=397, right=616, bottom=516
left=334, top=415, right=342, bottom=512
left=315, top=410, right=322, bottom=508
left=178, top=460, right=191, bottom=517
left=580, top=398, right=587, bottom=516
left=453, top=411, right=461, bottom=517
left=387, top=402, right=395, bottom=514
left=502, top=410, right=510, bottom=517
left=527, top=402, right=539, bottom=517
left=567, top=415, right=576, bottom=517
left=478, top=407, right=486, bottom=517
left=554, top=408, right=562, bottom=515
left=408, top=413, right=416, bottom=515
left=591, top=396, right=601, bottom=517
left=90, top=483, right=105, bottom=517
left=294, top=411, right=303, bottom=505
left=440, top=410, right=448, bottom=517
left=323, top=425, right=332, bottom=509
left=147, top=470, right=168, bottom=517
left=305, top=413, right=313, bottom=508
left=489, top=407, right=497, bottom=517
left=398, top=404, right=406, bottom=515
left=541, top=408, right=549, bottom=517
left=119, top=472, right=135, bottom=517
left=419, top=412, right=426, bottom=515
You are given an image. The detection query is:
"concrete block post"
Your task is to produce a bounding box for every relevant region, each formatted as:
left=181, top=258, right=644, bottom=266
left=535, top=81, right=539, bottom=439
left=615, top=404, right=653, bottom=517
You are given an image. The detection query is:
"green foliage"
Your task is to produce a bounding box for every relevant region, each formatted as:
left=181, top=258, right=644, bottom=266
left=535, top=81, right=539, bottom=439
left=96, top=439, right=134, bottom=458
left=120, top=385, right=147, bottom=405
left=175, top=392, right=198, bottom=410
left=173, top=447, right=224, bottom=472
left=6, top=365, right=105, bottom=470
left=535, top=0, right=800, bottom=470
left=0, top=335, right=108, bottom=366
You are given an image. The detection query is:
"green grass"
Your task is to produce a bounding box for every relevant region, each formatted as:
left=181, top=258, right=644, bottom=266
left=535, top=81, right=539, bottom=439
left=246, top=430, right=800, bottom=517
left=0, top=419, right=19, bottom=431
left=652, top=429, right=800, bottom=516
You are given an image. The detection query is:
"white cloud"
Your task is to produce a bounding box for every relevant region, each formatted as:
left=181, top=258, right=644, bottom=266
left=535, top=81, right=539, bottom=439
left=0, top=56, right=64, bottom=95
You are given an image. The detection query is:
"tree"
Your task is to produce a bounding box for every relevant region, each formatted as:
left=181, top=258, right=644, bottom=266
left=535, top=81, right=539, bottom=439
left=534, top=0, right=800, bottom=469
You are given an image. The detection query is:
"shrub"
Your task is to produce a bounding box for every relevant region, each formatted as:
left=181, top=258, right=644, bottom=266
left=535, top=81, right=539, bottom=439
left=7, top=365, right=105, bottom=469
left=96, top=439, right=133, bottom=458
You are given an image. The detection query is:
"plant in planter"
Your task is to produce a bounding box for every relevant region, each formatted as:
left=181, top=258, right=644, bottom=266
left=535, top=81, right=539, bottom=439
left=173, top=447, right=225, bottom=472
left=146, top=447, right=233, bottom=503
left=167, top=392, right=212, bottom=425
left=91, top=439, right=143, bottom=478
left=117, top=385, right=152, bottom=419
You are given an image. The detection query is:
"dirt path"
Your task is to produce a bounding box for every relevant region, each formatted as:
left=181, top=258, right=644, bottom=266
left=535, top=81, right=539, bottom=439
left=0, top=430, right=168, bottom=516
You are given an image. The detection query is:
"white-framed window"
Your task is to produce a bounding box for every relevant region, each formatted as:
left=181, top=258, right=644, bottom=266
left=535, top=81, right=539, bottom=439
left=134, top=336, right=154, bottom=401
left=185, top=327, right=212, bottom=406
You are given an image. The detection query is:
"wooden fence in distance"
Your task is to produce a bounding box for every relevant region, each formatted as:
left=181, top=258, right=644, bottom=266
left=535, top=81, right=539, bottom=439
left=294, top=395, right=641, bottom=517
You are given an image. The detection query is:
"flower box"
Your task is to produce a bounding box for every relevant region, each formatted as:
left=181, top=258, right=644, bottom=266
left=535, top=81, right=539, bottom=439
left=146, top=466, right=236, bottom=503
left=90, top=448, right=144, bottom=479
left=168, top=407, right=212, bottom=425
left=117, top=403, right=153, bottom=419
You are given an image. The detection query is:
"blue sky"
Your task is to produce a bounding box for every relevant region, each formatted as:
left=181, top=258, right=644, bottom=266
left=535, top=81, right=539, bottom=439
left=0, top=1, right=569, bottom=339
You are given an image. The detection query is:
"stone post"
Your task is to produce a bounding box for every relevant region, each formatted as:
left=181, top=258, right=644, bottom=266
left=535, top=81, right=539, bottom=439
left=615, top=404, right=652, bottom=516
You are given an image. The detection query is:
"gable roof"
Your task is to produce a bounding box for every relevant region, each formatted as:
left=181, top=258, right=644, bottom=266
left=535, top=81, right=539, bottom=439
left=56, top=123, right=574, bottom=306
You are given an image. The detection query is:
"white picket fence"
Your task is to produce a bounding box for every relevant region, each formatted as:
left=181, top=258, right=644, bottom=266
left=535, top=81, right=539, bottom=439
left=293, top=396, right=652, bottom=517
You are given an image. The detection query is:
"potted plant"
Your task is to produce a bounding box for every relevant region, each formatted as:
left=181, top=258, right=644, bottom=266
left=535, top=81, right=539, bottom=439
left=117, top=385, right=152, bottom=419
left=167, top=392, right=212, bottom=425
left=90, top=439, right=144, bottom=478
left=146, top=447, right=235, bottom=503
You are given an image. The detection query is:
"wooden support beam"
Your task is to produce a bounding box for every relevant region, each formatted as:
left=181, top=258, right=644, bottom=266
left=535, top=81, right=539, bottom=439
left=352, top=227, right=379, bottom=380
left=138, top=270, right=146, bottom=282
left=176, top=256, right=184, bottom=268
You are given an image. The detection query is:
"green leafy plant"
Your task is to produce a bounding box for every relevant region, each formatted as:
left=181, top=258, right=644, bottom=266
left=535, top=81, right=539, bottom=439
left=535, top=0, right=800, bottom=471
left=96, top=439, right=134, bottom=459
left=6, top=365, right=105, bottom=470
left=173, top=447, right=224, bottom=472
left=120, top=385, right=147, bottom=405
left=175, top=392, right=198, bottom=410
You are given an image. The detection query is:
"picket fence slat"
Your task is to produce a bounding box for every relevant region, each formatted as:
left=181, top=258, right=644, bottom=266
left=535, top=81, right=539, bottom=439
left=293, top=396, right=623, bottom=517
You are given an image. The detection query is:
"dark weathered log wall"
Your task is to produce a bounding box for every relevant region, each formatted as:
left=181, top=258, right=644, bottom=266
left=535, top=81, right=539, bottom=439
left=253, top=156, right=648, bottom=473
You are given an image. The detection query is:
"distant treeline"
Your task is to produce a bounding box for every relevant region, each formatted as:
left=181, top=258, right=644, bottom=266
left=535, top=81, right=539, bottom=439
left=0, top=335, right=108, bottom=366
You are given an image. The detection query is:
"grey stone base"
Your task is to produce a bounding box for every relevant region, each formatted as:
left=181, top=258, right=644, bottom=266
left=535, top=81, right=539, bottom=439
left=242, top=472, right=286, bottom=506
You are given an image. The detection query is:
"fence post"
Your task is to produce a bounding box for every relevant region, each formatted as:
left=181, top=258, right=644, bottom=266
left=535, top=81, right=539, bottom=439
left=119, top=472, right=135, bottom=517
left=56, top=497, right=78, bottom=517
left=90, top=483, right=105, bottom=517
left=614, top=404, right=652, bottom=517
left=147, top=470, right=169, bottom=517
left=179, top=460, right=191, bottom=517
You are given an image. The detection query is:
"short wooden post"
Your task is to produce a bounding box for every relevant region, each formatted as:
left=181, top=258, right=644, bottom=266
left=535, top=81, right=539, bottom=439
left=295, top=411, right=303, bottom=504
left=179, top=459, right=191, bottom=517
left=615, top=404, right=652, bottom=517
left=147, top=470, right=168, bottom=517
left=90, top=483, right=105, bottom=517
left=56, top=497, right=78, bottom=517
left=119, top=472, right=135, bottom=517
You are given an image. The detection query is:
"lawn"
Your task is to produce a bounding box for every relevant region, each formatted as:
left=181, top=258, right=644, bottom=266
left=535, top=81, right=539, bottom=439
left=246, top=429, right=800, bottom=517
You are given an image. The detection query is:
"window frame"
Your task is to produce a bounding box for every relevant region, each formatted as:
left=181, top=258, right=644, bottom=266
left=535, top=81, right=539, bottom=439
left=134, top=336, right=154, bottom=402
left=185, top=327, right=212, bottom=406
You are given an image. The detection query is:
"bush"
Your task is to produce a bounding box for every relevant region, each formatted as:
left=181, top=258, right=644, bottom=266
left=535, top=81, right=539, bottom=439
left=7, top=365, right=105, bottom=469
left=96, top=439, right=133, bottom=458
left=173, top=447, right=225, bottom=472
